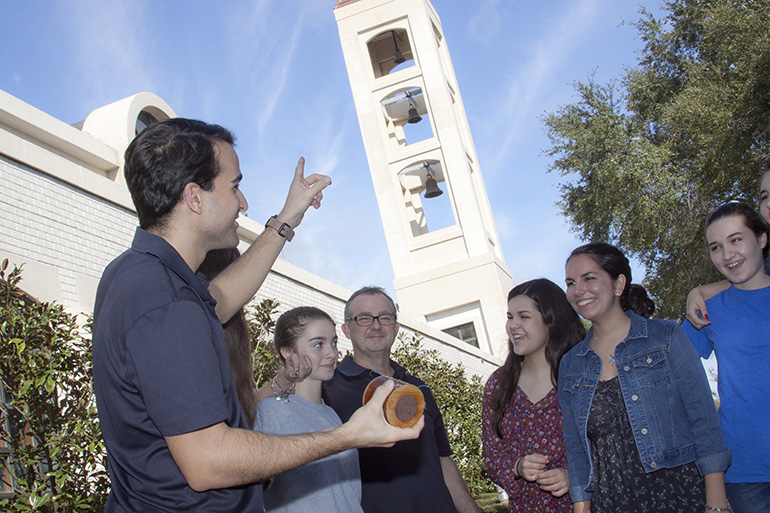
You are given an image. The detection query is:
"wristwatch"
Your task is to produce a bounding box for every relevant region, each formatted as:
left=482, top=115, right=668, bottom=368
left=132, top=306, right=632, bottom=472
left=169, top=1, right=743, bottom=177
left=265, top=215, right=295, bottom=242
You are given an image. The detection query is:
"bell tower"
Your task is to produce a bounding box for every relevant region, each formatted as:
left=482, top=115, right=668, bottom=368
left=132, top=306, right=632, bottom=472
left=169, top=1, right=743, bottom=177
left=334, top=0, right=513, bottom=357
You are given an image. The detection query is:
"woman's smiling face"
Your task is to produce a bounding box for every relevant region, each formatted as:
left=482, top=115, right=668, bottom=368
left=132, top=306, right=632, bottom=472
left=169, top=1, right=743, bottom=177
left=284, top=319, right=338, bottom=382
left=565, top=254, right=625, bottom=321
left=707, top=214, right=768, bottom=290
left=506, top=295, right=549, bottom=359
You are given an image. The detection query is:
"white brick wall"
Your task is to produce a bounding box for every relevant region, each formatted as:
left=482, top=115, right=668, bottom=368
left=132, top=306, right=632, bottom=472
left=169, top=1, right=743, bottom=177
left=1, top=155, right=136, bottom=307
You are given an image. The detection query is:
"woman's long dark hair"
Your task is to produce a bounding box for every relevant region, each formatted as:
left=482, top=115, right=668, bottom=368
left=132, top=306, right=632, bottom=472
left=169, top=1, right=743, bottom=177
left=490, top=279, right=586, bottom=437
left=199, top=248, right=257, bottom=428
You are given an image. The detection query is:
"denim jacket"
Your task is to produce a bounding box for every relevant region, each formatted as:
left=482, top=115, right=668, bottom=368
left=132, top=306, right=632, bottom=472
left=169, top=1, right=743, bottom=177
left=557, top=311, right=731, bottom=504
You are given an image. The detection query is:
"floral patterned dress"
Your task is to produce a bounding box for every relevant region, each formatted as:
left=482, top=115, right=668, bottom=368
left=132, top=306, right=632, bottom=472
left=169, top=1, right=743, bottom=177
left=482, top=372, right=572, bottom=513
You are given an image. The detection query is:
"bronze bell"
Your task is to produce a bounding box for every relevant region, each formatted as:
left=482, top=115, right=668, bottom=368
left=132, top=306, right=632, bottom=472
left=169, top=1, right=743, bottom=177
left=394, top=48, right=406, bottom=64
left=424, top=176, right=443, bottom=198
left=407, top=105, right=422, bottom=124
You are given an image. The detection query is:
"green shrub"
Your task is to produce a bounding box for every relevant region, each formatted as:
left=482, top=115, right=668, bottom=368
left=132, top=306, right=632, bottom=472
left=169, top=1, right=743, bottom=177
left=0, top=260, right=109, bottom=512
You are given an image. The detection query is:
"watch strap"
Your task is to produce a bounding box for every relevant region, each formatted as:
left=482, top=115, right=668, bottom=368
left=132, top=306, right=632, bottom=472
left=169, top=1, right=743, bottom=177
left=265, top=215, right=295, bottom=242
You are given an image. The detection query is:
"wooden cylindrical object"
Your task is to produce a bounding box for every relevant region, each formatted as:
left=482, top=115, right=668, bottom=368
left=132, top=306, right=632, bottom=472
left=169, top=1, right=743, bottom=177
left=362, top=375, right=425, bottom=428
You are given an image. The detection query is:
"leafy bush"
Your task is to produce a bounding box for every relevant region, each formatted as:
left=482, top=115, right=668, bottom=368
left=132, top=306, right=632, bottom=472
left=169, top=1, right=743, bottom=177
left=0, top=260, right=109, bottom=512
left=247, top=298, right=282, bottom=388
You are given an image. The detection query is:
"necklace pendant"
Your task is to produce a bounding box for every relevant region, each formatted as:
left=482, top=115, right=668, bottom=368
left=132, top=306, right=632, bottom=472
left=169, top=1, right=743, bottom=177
left=608, top=355, right=616, bottom=364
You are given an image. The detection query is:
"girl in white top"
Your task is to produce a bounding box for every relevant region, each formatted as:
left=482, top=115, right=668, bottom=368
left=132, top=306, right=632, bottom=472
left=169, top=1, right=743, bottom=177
left=255, top=306, right=364, bottom=513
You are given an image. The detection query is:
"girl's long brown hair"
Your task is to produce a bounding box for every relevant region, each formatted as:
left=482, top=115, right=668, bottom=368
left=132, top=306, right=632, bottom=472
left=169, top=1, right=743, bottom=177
left=199, top=248, right=257, bottom=428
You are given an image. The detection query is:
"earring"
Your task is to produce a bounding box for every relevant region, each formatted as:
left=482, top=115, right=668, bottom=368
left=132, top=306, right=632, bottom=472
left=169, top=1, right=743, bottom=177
left=615, top=291, right=621, bottom=296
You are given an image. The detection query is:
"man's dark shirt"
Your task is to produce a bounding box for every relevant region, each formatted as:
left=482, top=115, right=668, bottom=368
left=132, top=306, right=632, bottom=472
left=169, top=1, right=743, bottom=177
left=93, top=228, right=261, bottom=512
left=325, top=355, right=456, bottom=512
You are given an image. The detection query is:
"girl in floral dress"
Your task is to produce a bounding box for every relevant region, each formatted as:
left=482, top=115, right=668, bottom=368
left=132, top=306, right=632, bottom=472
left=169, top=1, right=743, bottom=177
left=483, top=279, right=586, bottom=512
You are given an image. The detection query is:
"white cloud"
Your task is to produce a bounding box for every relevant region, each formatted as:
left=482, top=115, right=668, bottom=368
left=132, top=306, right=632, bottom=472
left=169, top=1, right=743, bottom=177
left=223, top=3, right=314, bottom=148
left=484, top=0, right=600, bottom=168
left=62, top=0, right=155, bottom=109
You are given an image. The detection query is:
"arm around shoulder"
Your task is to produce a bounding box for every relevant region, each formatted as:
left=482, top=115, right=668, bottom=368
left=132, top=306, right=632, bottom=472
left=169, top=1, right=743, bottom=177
left=685, top=280, right=729, bottom=329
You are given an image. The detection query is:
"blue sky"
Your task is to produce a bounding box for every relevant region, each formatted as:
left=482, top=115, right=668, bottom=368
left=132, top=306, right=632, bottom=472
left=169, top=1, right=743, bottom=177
left=2, top=0, right=665, bottom=298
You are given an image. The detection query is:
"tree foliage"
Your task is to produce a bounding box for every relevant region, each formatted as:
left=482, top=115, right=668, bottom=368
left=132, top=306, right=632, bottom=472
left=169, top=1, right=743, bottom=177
left=247, top=298, right=282, bottom=388
left=0, top=260, right=109, bottom=512
left=543, top=0, right=770, bottom=318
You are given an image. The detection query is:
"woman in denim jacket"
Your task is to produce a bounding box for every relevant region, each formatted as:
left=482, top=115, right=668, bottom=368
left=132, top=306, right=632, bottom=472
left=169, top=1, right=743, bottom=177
left=559, top=242, right=730, bottom=513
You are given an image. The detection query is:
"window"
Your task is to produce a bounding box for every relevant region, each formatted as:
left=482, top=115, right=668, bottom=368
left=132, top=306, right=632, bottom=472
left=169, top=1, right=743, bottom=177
left=443, top=322, right=479, bottom=348
left=135, top=109, right=159, bottom=136
left=381, top=88, right=433, bottom=147
left=398, top=160, right=455, bottom=236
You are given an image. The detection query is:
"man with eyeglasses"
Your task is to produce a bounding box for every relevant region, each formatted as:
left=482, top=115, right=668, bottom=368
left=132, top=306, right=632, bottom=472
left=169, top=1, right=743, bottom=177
left=325, top=286, right=482, bottom=513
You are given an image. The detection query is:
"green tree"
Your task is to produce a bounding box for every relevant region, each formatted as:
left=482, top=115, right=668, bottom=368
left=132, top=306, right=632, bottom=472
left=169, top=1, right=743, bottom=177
left=391, top=333, right=495, bottom=498
left=0, top=260, right=109, bottom=512
left=543, top=0, right=770, bottom=318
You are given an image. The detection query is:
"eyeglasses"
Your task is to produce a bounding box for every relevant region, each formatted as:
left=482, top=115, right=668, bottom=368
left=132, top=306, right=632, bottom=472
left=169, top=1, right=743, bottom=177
left=347, top=314, right=397, bottom=327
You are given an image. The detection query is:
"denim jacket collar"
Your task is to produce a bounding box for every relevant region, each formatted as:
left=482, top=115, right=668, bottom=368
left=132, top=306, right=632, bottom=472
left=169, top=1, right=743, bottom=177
left=573, top=310, right=648, bottom=357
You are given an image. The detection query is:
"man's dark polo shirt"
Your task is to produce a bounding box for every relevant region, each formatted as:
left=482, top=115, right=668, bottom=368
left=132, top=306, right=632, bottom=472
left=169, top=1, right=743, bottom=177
left=93, top=228, right=261, bottom=512
left=325, top=356, right=456, bottom=512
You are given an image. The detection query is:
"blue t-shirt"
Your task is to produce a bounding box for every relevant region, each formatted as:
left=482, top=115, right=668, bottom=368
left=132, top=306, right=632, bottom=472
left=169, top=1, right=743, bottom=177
left=93, top=228, right=261, bottom=512
left=683, top=285, right=770, bottom=484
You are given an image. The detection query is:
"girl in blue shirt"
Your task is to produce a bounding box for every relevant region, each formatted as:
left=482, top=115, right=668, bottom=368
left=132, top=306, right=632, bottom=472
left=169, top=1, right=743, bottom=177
left=687, top=161, right=770, bottom=324
left=683, top=202, right=770, bottom=513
